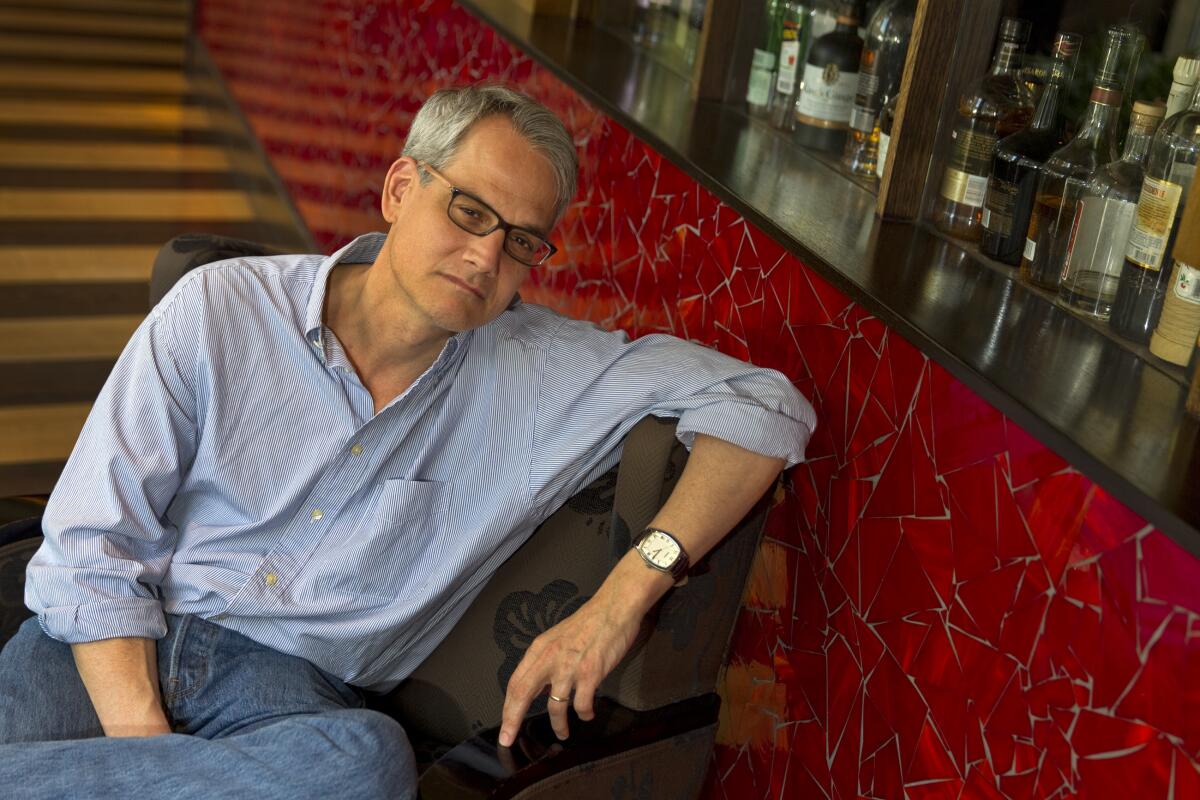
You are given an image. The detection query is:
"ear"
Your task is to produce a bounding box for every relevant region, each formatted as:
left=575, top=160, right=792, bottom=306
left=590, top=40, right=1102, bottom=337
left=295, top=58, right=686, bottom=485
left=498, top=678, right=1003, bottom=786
left=381, top=157, right=420, bottom=223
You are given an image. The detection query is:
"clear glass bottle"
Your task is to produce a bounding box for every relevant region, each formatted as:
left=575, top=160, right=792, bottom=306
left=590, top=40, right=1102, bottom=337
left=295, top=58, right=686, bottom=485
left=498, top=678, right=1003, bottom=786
left=979, top=32, right=1081, bottom=266
left=1021, top=25, right=1145, bottom=291
left=746, top=0, right=783, bottom=117
left=931, top=18, right=1034, bottom=241
left=875, top=92, right=897, bottom=180
left=1111, top=88, right=1200, bottom=342
left=768, top=2, right=813, bottom=130
left=841, top=0, right=916, bottom=179
left=1058, top=102, right=1166, bottom=318
left=793, top=1, right=863, bottom=152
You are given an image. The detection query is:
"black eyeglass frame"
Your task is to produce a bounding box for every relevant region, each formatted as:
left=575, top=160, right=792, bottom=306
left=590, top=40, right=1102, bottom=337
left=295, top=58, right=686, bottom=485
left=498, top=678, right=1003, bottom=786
left=417, top=162, right=558, bottom=267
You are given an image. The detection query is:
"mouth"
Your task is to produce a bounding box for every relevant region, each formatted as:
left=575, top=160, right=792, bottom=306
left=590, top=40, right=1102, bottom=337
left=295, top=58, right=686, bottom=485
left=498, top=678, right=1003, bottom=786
left=441, top=274, right=486, bottom=300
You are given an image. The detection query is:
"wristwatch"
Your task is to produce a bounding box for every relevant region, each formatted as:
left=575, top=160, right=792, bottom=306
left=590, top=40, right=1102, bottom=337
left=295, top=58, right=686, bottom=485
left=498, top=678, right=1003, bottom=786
left=632, top=527, right=690, bottom=586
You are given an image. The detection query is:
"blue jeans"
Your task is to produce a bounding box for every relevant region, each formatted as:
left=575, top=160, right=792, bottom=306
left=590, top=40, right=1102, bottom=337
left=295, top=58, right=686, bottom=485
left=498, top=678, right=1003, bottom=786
left=0, top=614, right=416, bottom=799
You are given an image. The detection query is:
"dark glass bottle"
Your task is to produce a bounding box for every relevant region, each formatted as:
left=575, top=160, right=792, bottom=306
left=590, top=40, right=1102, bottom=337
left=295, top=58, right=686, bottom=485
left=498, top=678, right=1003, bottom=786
left=979, top=32, right=1081, bottom=265
left=793, top=2, right=863, bottom=152
left=1021, top=25, right=1145, bottom=291
left=1110, top=88, right=1200, bottom=342
left=931, top=17, right=1034, bottom=242
left=841, top=0, right=916, bottom=178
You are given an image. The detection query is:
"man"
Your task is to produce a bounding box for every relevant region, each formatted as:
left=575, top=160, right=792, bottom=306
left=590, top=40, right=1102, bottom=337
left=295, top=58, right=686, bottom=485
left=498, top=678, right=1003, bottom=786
left=0, top=85, right=814, bottom=798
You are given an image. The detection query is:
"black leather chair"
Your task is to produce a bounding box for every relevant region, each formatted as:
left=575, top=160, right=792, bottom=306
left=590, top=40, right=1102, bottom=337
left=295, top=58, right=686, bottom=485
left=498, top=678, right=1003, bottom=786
left=0, top=236, right=776, bottom=799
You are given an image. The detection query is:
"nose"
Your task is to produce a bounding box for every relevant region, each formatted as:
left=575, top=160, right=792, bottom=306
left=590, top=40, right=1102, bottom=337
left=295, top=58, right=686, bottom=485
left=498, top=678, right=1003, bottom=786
left=464, top=229, right=506, bottom=275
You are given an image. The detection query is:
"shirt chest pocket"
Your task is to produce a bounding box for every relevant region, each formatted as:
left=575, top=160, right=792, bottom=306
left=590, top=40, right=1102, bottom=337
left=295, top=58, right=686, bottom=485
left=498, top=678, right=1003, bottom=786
left=331, top=478, right=450, bottom=601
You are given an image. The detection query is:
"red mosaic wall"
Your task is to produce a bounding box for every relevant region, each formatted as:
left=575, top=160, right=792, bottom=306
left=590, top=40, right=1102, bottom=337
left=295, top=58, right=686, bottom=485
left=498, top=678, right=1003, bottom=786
left=198, top=1, right=1200, bottom=796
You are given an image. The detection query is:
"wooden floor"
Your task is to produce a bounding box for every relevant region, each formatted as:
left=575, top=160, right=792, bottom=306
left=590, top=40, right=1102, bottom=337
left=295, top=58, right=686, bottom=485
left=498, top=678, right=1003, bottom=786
left=0, top=0, right=312, bottom=496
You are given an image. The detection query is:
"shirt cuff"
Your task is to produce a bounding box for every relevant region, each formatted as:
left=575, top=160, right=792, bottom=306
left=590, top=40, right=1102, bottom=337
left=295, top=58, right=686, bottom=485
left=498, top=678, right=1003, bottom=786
left=37, top=598, right=168, bottom=644
left=675, top=403, right=811, bottom=468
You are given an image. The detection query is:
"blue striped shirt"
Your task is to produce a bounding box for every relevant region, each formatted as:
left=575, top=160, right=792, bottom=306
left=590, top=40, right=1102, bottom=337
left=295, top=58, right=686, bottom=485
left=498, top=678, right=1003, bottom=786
left=26, top=233, right=814, bottom=691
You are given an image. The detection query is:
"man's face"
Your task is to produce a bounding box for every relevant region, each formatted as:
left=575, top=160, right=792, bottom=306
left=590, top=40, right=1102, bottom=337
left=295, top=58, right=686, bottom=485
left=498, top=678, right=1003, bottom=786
left=379, top=115, right=560, bottom=336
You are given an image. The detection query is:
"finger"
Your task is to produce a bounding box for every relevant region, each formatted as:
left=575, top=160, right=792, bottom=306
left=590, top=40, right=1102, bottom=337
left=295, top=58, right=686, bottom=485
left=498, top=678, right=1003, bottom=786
left=572, top=678, right=598, bottom=722
left=499, top=660, right=544, bottom=747
left=547, top=683, right=573, bottom=740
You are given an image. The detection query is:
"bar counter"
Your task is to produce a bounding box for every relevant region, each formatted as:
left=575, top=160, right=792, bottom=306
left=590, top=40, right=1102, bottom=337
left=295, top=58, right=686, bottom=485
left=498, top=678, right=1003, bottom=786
left=461, top=0, right=1200, bottom=557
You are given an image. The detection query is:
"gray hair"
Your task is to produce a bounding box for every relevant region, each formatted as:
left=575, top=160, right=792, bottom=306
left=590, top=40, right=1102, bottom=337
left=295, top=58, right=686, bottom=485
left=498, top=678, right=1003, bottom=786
left=402, top=85, right=578, bottom=222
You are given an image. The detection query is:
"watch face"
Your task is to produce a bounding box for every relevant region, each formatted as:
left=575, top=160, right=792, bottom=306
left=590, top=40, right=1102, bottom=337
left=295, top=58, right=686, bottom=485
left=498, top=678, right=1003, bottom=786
left=640, top=530, right=680, bottom=569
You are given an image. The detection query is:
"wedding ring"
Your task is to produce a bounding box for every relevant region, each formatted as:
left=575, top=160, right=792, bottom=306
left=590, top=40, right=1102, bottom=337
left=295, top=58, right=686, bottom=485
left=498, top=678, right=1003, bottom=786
left=548, top=694, right=569, bottom=703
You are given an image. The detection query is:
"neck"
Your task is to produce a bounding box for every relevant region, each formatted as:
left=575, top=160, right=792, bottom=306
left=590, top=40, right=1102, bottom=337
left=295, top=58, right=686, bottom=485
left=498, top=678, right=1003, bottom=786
left=992, top=40, right=1022, bottom=75
left=324, top=260, right=450, bottom=388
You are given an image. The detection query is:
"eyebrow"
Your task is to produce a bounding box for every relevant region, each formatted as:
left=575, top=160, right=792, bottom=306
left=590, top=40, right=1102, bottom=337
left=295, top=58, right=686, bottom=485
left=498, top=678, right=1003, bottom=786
left=454, top=183, right=551, bottom=240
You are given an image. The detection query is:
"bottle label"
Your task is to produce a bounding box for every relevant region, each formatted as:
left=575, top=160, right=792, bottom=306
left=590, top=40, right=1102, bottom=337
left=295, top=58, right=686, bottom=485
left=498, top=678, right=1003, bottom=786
left=876, top=132, right=890, bottom=179
left=796, top=62, right=858, bottom=127
left=849, top=53, right=881, bottom=133
left=940, top=168, right=989, bottom=208
left=939, top=125, right=997, bottom=205
left=747, top=49, right=775, bottom=106
left=1062, top=195, right=1138, bottom=280
left=776, top=34, right=802, bottom=95
left=1024, top=237, right=1036, bottom=262
left=1174, top=261, right=1200, bottom=305
left=1126, top=176, right=1184, bottom=272
left=982, top=178, right=1019, bottom=236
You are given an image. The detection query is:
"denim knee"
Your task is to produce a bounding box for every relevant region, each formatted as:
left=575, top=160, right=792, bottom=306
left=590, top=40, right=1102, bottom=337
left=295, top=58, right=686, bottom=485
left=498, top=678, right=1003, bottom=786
left=0, top=616, right=103, bottom=743
left=317, top=709, right=417, bottom=800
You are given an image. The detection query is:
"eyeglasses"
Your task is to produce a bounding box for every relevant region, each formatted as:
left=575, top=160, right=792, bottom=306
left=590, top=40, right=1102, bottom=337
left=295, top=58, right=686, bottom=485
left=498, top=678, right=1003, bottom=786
left=417, top=162, right=557, bottom=267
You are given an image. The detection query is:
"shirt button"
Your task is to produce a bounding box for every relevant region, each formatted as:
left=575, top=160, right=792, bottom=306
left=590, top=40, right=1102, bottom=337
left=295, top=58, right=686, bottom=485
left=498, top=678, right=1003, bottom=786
left=350, top=444, right=363, bottom=455
left=311, top=508, right=324, bottom=520
left=264, top=572, right=278, bottom=586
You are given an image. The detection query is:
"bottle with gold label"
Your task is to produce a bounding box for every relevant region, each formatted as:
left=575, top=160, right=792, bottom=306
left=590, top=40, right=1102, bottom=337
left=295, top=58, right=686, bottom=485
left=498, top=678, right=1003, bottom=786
left=979, top=32, right=1081, bottom=266
left=1058, top=101, right=1166, bottom=319
left=841, top=0, right=915, bottom=178
left=1148, top=162, right=1200, bottom=364
left=1110, top=85, right=1200, bottom=343
left=931, top=17, right=1034, bottom=241
left=1021, top=25, right=1145, bottom=291
left=793, top=1, right=863, bottom=152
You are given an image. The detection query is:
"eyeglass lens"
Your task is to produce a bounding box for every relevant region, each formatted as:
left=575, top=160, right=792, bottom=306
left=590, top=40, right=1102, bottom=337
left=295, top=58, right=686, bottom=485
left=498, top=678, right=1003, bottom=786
left=447, top=193, right=551, bottom=266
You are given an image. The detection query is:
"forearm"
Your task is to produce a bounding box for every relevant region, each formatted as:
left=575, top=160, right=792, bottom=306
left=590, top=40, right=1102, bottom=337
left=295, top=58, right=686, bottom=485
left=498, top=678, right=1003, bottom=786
left=596, top=432, right=785, bottom=618
left=71, top=637, right=171, bottom=737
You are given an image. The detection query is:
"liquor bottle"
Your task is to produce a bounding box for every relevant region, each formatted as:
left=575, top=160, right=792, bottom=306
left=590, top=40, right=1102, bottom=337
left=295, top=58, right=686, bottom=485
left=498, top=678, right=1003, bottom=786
left=793, top=1, right=863, bottom=152
left=769, top=2, right=813, bottom=130
left=1110, top=87, right=1200, bottom=342
left=875, top=92, right=897, bottom=180
left=979, top=32, right=1081, bottom=265
left=1165, top=55, right=1200, bottom=120
left=931, top=18, right=1034, bottom=241
left=842, top=0, right=916, bottom=179
left=746, top=0, right=783, bottom=117
left=1021, top=25, right=1145, bottom=290
left=1149, top=174, right=1200, bottom=363
left=810, top=0, right=838, bottom=40
left=1058, top=101, right=1166, bottom=319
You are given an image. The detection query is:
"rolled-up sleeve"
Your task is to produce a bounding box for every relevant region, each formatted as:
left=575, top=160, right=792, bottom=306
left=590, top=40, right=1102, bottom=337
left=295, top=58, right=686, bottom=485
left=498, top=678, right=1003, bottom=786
left=529, top=318, right=816, bottom=511
left=26, top=282, right=201, bottom=643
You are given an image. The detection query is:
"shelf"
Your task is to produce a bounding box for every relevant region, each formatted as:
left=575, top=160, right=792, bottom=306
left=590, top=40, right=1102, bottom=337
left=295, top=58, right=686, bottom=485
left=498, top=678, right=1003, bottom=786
left=460, top=0, right=1200, bottom=558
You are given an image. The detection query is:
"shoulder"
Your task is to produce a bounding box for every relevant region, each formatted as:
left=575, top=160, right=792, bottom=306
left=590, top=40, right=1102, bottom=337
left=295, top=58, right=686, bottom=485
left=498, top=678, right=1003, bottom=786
left=489, top=302, right=631, bottom=351
left=151, top=252, right=324, bottom=325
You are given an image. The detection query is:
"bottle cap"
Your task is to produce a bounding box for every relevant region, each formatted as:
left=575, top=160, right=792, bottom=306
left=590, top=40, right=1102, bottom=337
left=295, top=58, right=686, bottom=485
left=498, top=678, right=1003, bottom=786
left=1051, top=32, right=1082, bottom=60
left=1132, top=100, right=1167, bottom=119
left=998, top=17, right=1032, bottom=44
left=1173, top=55, right=1200, bottom=84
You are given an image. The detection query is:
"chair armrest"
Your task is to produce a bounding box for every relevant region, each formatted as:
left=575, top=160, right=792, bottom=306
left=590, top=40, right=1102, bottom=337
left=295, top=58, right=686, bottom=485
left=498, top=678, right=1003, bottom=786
left=417, top=693, right=720, bottom=800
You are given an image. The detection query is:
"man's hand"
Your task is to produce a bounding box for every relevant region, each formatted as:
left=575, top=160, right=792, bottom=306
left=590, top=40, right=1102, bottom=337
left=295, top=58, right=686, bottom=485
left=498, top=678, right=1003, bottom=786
left=498, top=433, right=786, bottom=748
left=497, top=554, right=671, bottom=747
